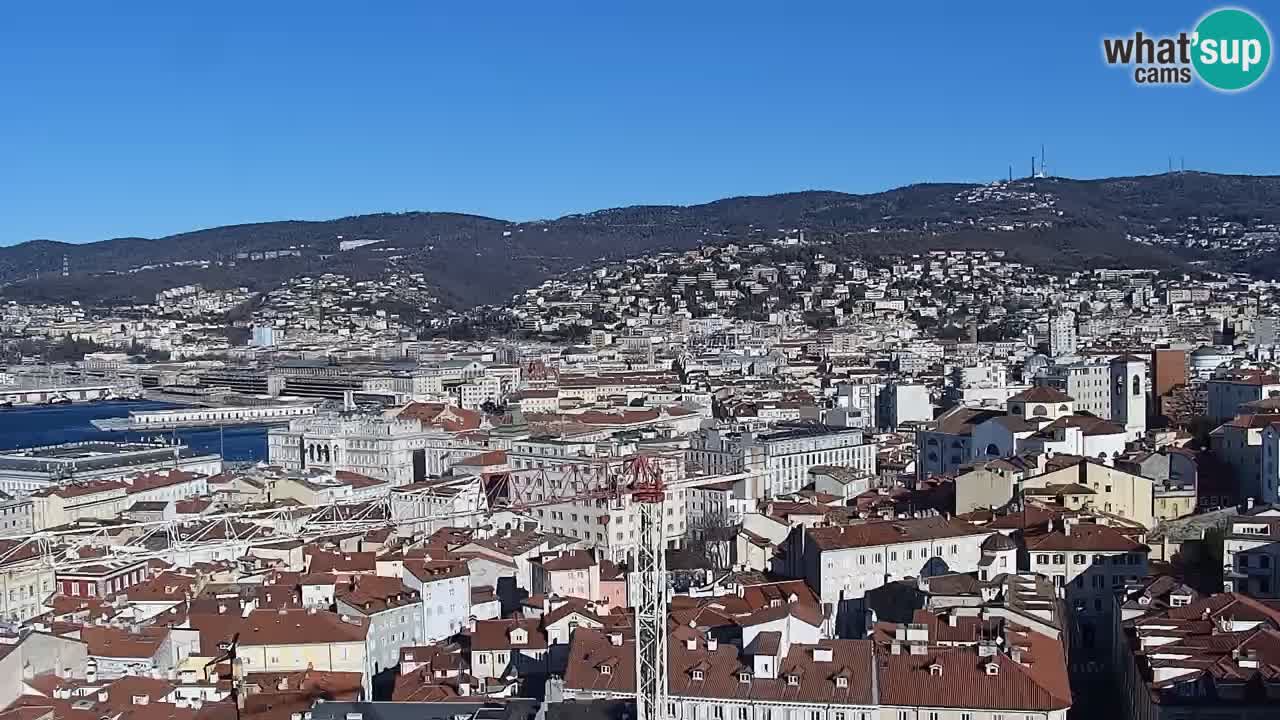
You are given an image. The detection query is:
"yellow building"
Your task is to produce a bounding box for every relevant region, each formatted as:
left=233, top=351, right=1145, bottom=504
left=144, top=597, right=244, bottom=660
left=233, top=609, right=370, bottom=695
left=1025, top=459, right=1154, bottom=529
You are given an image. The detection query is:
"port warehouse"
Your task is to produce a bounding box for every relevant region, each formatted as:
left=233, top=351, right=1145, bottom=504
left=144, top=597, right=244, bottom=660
left=70, top=360, right=392, bottom=401
left=120, top=403, right=317, bottom=427
left=0, top=384, right=118, bottom=404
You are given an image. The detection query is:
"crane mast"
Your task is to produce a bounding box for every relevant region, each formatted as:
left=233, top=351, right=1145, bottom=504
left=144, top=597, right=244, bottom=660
left=626, top=455, right=668, bottom=720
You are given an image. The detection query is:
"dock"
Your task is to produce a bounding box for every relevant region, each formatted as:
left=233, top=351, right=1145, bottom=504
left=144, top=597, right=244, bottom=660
left=90, top=402, right=320, bottom=432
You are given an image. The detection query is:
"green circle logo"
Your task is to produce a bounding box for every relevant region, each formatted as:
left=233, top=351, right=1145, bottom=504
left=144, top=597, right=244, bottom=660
left=1192, top=8, right=1272, bottom=91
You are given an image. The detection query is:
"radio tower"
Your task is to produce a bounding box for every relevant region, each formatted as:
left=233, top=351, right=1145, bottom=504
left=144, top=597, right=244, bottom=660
left=627, top=455, right=668, bottom=720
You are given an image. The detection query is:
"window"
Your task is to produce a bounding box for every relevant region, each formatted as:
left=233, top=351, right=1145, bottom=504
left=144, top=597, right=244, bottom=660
left=601, top=665, right=611, bottom=675
left=712, top=706, right=722, bottom=720
left=693, top=670, right=704, bottom=682
left=836, top=677, right=847, bottom=688
left=1037, top=554, right=1049, bottom=564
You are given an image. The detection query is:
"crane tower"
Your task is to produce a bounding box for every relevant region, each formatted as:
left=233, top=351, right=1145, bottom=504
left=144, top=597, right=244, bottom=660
left=626, top=455, right=668, bottom=720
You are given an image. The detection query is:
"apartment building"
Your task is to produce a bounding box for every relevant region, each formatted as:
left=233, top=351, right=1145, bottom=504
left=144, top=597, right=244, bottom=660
left=1025, top=519, right=1149, bottom=623
left=1207, top=372, right=1280, bottom=424
left=1222, top=506, right=1280, bottom=599
left=688, top=422, right=876, bottom=497
left=562, top=621, right=1068, bottom=720
left=334, top=575, right=424, bottom=676
left=1213, top=414, right=1276, bottom=506
left=506, top=441, right=687, bottom=561
left=215, top=609, right=370, bottom=693
left=530, top=550, right=601, bottom=601
left=1035, top=359, right=1112, bottom=418
left=0, top=541, right=55, bottom=622
left=779, top=517, right=994, bottom=637
left=1115, top=592, right=1280, bottom=720
left=402, top=558, right=471, bottom=642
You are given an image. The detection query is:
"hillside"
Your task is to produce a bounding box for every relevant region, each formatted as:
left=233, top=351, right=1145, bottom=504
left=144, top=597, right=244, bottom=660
left=4, top=171, right=1279, bottom=307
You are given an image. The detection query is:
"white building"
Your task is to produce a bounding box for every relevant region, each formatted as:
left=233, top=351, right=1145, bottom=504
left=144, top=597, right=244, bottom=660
left=1025, top=519, right=1149, bottom=620
left=507, top=443, right=687, bottom=562
left=779, top=517, right=993, bottom=636
left=334, top=576, right=424, bottom=676
left=688, top=423, right=875, bottom=497
left=1035, top=359, right=1111, bottom=418
left=457, top=376, right=502, bottom=410
left=402, top=560, right=471, bottom=642
left=267, top=413, right=461, bottom=484
left=876, top=383, right=933, bottom=430
left=1048, top=309, right=1077, bottom=357
left=1223, top=506, right=1280, bottom=598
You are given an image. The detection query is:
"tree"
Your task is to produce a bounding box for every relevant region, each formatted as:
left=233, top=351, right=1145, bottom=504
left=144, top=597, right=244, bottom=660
left=684, top=507, right=737, bottom=572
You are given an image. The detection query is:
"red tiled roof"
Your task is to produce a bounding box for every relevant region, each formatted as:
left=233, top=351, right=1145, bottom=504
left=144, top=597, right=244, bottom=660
left=81, top=625, right=167, bottom=659
left=1007, top=387, right=1073, bottom=403
left=807, top=517, right=990, bottom=551
left=397, top=403, right=482, bottom=432
left=564, top=628, right=875, bottom=704
left=455, top=450, right=508, bottom=467
left=1025, top=523, right=1147, bottom=552
left=467, top=617, right=547, bottom=651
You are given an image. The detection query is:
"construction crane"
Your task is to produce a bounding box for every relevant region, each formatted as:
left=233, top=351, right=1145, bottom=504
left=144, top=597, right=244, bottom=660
left=623, top=455, right=668, bottom=720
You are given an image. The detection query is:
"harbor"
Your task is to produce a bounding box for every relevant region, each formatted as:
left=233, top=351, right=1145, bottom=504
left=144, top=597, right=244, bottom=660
left=0, top=399, right=271, bottom=462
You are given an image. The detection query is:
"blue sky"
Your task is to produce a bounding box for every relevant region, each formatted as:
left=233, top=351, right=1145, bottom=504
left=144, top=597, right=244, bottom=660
left=0, top=1, right=1276, bottom=245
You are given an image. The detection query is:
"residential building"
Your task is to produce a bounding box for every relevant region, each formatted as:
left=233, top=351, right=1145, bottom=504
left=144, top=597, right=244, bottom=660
left=402, top=559, right=471, bottom=642
left=1222, top=506, right=1280, bottom=599
left=1116, top=592, right=1280, bottom=720
left=779, top=516, right=994, bottom=637
left=1208, top=372, right=1280, bottom=424
left=689, top=423, right=875, bottom=497
left=335, top=575, right=424, bottom=676
left=1025, top=519, right=1150, bottom=631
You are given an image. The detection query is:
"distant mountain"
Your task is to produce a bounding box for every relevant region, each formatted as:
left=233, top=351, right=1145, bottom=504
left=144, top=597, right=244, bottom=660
left=5, top=171, right=1280, bottom=307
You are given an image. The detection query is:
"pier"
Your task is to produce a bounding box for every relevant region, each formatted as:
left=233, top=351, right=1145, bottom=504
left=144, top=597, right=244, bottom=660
left=91, top=402, right=319, bottom=431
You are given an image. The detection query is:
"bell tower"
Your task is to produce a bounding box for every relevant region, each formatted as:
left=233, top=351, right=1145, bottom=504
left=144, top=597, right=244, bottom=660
left=1110, top=355, right=1147, bottom=438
